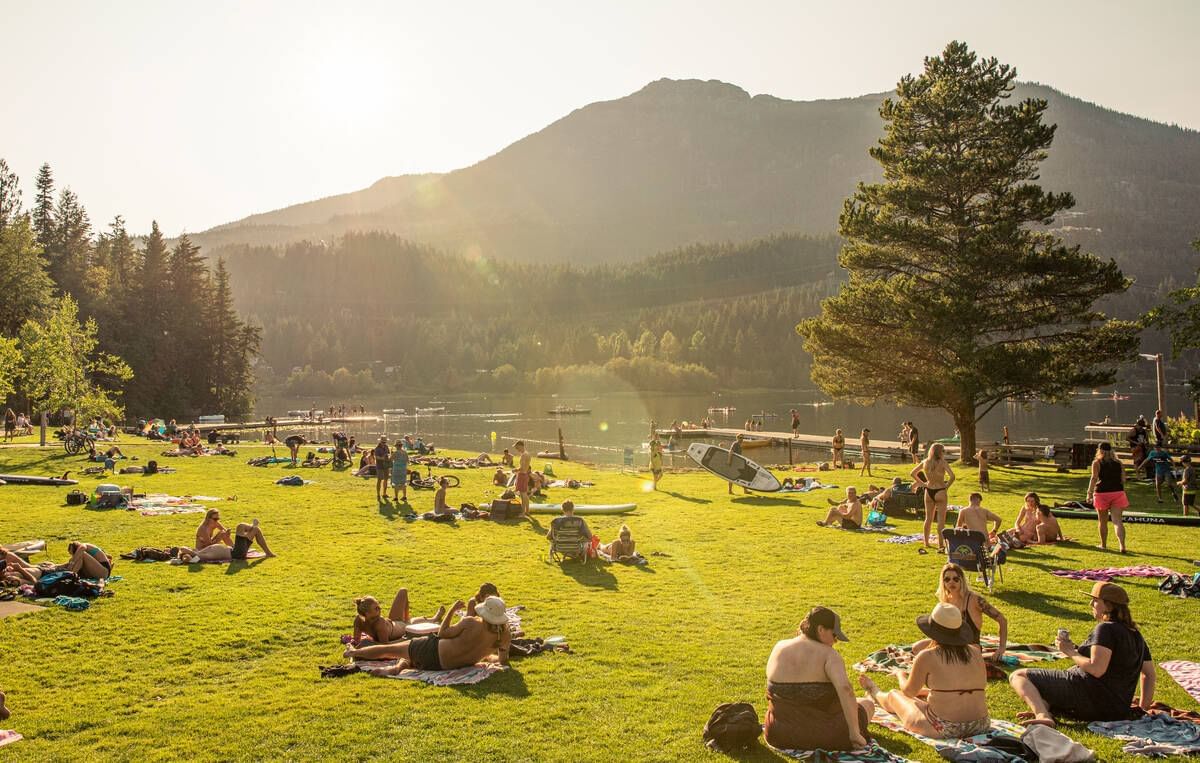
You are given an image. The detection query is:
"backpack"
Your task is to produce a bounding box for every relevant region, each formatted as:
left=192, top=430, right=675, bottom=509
left=66, top=489, right=88, bottom=506
left=276, top=475, right=305, bottom=486
left=35, top=570, right=104, bottom=598
left=702, top=702, right=761, bottom=752
left=145, top=459, right=158, bottom=474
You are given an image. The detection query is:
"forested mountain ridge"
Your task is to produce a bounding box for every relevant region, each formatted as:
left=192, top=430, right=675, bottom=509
left=196, top=78, right=1200, bottom=296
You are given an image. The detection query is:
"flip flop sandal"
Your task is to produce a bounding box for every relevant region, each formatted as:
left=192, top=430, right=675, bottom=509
left=917, top=547, right=928, bottom=555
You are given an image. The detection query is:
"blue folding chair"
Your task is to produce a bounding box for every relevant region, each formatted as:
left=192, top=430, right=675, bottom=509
left=941, top=528, right=1004, bottom=591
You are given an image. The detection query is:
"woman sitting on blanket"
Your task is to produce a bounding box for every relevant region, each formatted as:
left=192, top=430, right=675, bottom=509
left=764, top=606, right=873, bottom=751
left=344, top=596, right=512, bottom=672
left=1010, top=581, right=1154, bottom=726
left=912, top=563, right=1008, bottom=661
left=196, top=509, right=233, bottom=550
left=177, top=520, right=274, bottom=563
left=1013, top=492, right=1043, bottom=544
left=860, top=603, right=990, bottom=739
left=354, top=450, right=376, bottom=478
left=58, top=541, right=113, bottom=580
left=352, top=588, right=448, bottom=645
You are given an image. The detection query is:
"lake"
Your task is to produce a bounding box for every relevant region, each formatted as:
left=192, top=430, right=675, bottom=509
left=253, top=386, right=1193, bottom=466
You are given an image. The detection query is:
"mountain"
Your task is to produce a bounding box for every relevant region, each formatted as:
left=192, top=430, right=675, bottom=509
left=196, top=78, right=1200, bottom=290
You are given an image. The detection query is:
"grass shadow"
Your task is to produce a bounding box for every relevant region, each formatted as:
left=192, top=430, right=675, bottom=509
left=663, top=490, right=711, bottom=505
left=450, top=667, right=529, bottom=698
left=378, top=501, right=401, bottom=521
left=555, top=559, right=618, bottom=590
left=731, top=495, right=807, bottom=507
left=989, top=590, right=1091, bottom=621
left=224, top=557, right=268, bottom=575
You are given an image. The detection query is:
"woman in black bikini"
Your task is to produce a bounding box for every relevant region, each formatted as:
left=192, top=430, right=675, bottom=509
left=911, top=442, right=955, bottom=550
left=859, top=603, right=990, bottom=739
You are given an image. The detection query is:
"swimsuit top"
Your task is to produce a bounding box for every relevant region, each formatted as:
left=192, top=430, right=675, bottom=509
left=766, top=680, right=839, bottom=706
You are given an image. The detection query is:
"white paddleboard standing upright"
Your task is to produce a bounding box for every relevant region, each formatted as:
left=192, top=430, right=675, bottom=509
left=687, top=443, right=782, bottom=492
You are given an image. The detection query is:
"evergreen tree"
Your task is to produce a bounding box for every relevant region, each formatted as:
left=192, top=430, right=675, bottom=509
left=0, top=159, right=21, bottom=232
left=204, top=258, right=260, bottom=416
left=798, top=41, right=1139, bottom=461
left=0, top=216, right=55, bottom=336
left=122, top=221, right=171, bottom=415
left=48, top=187, right=93, bottom=299
left=31, top=163, right=55, bottom=251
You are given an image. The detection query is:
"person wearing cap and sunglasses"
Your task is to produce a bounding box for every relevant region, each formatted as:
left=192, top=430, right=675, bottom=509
left=859, top=603, right=990, bottom=739
left=765, top=606, right=872, bottom=751
left=343, top=595, right=512, bottom=672
left=1010, top=581, right=1154, bottom=727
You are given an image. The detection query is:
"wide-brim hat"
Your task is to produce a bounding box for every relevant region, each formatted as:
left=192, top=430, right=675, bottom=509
left=475, top=595, right=508, bottom=626
left=916, top=603, right=973, bottom=646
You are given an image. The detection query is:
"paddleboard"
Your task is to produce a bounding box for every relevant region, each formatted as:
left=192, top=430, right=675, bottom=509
left=1051, top=507, right=1200, bottom=527
left=536, top=452, right=568, bottom=460
left=490, top=502, right=636, bottom=515
left=687, top=443, right=782, bottom=492
left=0, top=474, right=79, bottom=486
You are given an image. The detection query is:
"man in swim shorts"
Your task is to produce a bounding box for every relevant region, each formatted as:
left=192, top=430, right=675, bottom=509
left=343, top=596, right=512, bottom=671
left=514, top=441, right=532, bottom=517
left=818, top=487, right=863, bottom=530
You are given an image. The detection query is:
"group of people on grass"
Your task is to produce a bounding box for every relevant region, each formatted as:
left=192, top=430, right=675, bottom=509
left=1, top=541, right=114, bottom=585
left=3, top=408, right=32, bottom=441
left=766, top=568, right=1153, bottom=751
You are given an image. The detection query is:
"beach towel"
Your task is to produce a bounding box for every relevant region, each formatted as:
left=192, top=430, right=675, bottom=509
left=355, top=660, right=506, bottom=686
left=1161, top=661, right=1200, bottom=704
left=854, top=636, right=1061, bottom=675
left=137, top=506, right=206, bottom=516
left=1088, top=715, right=1200, bottom=757
left=1050, top=566, right=1178, bottom=582
left=169, top=550, right=266, bottom=565
left=770, top=741, right=914, bottom=762
left=0, top=730, right=22, bottom=748
left=878, top=533, right=925, bottom=545
left=870, top=708, right=1028, bottom=762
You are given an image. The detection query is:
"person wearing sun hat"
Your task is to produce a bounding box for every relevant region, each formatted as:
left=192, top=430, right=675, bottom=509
left=764, top=606, right=872, bottom=751
left=858, top=603, right=990, bottom=739
left=1010, top=581, right=1154, bottom=727
left=343, top=595, right=512, bottom=672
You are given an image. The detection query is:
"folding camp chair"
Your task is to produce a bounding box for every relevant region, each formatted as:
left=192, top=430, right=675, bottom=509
left=941, top=528, right=1004, bottom=591
left=548, top=522, right=590, bottom=564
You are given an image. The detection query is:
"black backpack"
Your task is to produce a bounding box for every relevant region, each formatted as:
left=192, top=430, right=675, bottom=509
left=145, top=460, right=158, bottom=474
left=66, top=489, right=88, bottom=506
left=702, top=702, right=761, bottom=752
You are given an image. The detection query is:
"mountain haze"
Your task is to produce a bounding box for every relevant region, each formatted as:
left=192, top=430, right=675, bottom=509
left=198, top=78, right=1200, bottom=288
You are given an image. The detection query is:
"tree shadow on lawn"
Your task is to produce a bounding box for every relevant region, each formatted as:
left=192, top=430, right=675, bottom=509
left=990, top=589, right=1092, bottom=621
left=664, top=490, right=711, bottom=504
left=451, top=666, right=529, bottom=699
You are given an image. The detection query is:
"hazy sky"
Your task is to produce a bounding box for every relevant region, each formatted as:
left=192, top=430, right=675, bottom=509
left=4, top=0, right=1197, bottom=236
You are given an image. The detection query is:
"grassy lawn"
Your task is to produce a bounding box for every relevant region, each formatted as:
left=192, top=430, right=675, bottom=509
left=1, top=441, right=1199, bottom=761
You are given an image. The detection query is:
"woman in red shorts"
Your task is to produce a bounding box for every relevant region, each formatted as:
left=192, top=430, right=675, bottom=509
left=1086, top=442, right=1129, bottom=553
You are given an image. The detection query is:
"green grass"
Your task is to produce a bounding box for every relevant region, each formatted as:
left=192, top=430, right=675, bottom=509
left=1, top=442, right=1199, bottom=761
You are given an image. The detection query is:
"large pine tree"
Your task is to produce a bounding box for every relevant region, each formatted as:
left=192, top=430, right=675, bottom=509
left=0, top=159, right=21, bottom=232
left=797, top=41, right=1139, bottom=461
left=31, top=163, right=55, bottom=250
left=204, top=258, right=261, bottom=416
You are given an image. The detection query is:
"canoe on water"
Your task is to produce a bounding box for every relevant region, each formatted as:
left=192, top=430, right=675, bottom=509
left=489, top=502, right=636, bottom=515
left=1051, top=506, right=1200, bottom=527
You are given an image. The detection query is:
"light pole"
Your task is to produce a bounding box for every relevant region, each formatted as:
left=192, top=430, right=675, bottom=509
left=1139, top=353, right=1165, bottom=416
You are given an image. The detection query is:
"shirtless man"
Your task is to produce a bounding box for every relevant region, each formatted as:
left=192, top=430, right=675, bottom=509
left=1032, top=504, right=1064, bottom=544
left=343, top=596, right=512, bottom=672
left=433, top=477, right=453, bottom=515
left=514, top=441, right=532, bottom=517
left=195, top=509, right=233, bottom=550
left=955, top=493, right=1002, bottom=538
left=351, top=588, right=447, bottom=645
left=817, top=486, right=863, bottom=530
left=912, top=442, right=955, bottom=551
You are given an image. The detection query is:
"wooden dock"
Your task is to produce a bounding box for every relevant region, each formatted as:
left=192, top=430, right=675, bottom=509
left=654, top=427, right=946, bottom=459
left=191, top=415, right=380, bottom=433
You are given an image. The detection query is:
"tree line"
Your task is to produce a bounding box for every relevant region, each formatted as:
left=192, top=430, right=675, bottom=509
left=0, top=160, right=260, bottom=424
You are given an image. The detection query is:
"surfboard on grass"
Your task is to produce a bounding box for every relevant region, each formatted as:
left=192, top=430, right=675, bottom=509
left=488, top=502, right=636, bottom=515
left=1051, top=505, right=1200, bottom=527
left=0, top=474, right=78, bottom=486
left=687, top=442, right=782, bottom=492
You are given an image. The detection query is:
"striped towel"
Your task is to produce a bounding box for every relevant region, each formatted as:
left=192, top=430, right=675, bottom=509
left=356, top=660, right=505, bottom=685
left=0, top=730, right=22, bottom=748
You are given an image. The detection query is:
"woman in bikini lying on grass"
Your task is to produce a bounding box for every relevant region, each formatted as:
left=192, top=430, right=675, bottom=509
left=177, top=520, right=274, bottom=563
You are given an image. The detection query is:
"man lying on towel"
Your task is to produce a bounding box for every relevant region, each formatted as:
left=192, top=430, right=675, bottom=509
left=343, top=596, right=512, bottom=672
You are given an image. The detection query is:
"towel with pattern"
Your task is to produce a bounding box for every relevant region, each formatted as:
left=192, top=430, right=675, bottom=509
left=0, top=730, right=21, bottom=748
left=355, top=660, right=506, bottom=685
left=770, top=741, right=914, bottom=762
left=1160, top=661, right=1200, bottom=704
left=870, top=709, right=1028, bottom=762
left=1088, top=714, right=1200, bottom=757
left=854, top=636, right=1062, bottom=675
left=1050, top=565, right=1178, bottom=582
left=878, top=533, right=925, bottom=545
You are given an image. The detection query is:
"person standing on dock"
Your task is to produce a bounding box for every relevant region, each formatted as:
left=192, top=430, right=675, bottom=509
left=831, top=429, right=845, bottom=469
left=790, top=409, right=800, bottom=438
left=727, top=434, right=750, bottom=495
left=859, top=429, right=872, bottom=477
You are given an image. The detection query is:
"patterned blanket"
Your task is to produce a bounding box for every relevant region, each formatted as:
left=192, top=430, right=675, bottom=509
left=871, top=709, right=1028, bottom=762
left=1088, top=714, right=1200, bottom=757
left=770, top=741, right=914, bottom=762
left=0, top=730, right=21, bottom=748
left=853, top=636, right=1062, bottom=676
left=1160, top=661, right=1200, bottom=704
left=355, top=660, right=506, bottom=686
left=1050, top=565, right=1178, bottom=582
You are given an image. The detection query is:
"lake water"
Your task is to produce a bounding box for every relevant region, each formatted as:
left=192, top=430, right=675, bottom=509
left=254, top=386, right=1193, bottom=466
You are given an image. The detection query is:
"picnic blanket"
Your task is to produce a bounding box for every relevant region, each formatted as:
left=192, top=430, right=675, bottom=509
left=355, top=660, right=506, bottom=685
left=1088, top=714, right=1200, bottom=757
left=770, top=741, right=915, bottom=762
left=0, top=730, right=22, bottom=748
left=129, top=494, right=220, bottom=516
left=878, top=533, right=925, bottom=545
left=1050, top=566, right=1178, bottom=582
left=1161, top=661, right=1200, bottom=704
left=169, top=550, right=267, bottom=565
left=871, top=708, right=1028, bottom=762
left=854, top=636, right=1062, bottom=676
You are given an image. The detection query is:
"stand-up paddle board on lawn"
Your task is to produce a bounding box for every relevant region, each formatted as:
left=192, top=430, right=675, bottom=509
left=687, top=443, right=781, bottom=492
left=0, top=474, right=78, bottom=486
left=1051, top=505, right=1200, bottom=527
left=488, top=502, right=635, bottom=515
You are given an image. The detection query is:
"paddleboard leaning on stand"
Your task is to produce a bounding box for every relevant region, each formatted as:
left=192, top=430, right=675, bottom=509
left=686, top=443, right=781, bottom=492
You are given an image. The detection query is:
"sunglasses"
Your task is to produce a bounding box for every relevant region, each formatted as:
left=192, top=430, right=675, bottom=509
left=942, top=576, right=961, bottom=583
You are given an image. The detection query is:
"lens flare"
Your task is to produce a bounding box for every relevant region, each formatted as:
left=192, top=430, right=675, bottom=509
left=598, top=421, right=609, bottom=432
left=641, top=480, right=655, bottom=492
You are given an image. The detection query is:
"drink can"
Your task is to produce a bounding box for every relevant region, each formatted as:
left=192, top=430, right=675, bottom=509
left=1056, top=628, right=1069, bottom=642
